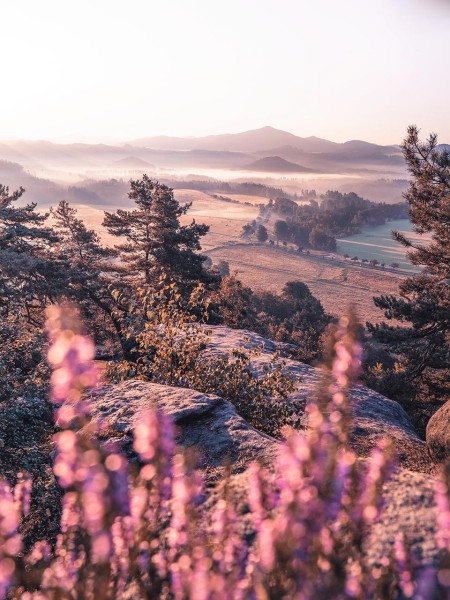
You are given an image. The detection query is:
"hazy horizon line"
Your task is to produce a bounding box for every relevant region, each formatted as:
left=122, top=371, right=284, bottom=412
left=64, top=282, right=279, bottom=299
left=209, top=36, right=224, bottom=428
left=0, top=125, right=406, bottom=148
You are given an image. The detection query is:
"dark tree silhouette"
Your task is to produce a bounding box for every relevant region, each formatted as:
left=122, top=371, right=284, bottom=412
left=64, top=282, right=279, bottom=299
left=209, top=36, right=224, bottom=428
left=0, top=185, right=63, bottom=322
left=51, top=201, right=130, bottom=355
left=274, top=219, right=289, bottom=241
left=256, top=224, right=268, bottom=242
left=308, top=227, right=337, bottom=252
left=211, top=275, right=331, bottom=362
left=368, top=126, right=450, bottom=419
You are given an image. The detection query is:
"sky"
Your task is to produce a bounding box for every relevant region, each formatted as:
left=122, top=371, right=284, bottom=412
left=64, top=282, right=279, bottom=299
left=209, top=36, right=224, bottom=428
left=1, top=0, right=449, bottom=145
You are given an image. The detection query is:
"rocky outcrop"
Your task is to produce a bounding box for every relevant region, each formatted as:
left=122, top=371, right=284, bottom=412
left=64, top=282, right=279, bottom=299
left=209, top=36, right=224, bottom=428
left=204, top=326, right=434, bottom=473
left=90, top=326, right=432, bottom=474
left=85, top=326, right=440, bottom=569
left=0, top=325, right=441, bottom=580
left=426, top=399, right=450, bottom=463
left=88, top=380, right=277, bottom=478
left=217, top=466, right=441, bottom=570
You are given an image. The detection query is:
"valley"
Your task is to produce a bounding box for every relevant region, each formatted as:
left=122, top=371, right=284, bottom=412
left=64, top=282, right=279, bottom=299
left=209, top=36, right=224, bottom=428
left=51, top=184, right=410, bottom=325
left=2, top=126, right=416, bottom=326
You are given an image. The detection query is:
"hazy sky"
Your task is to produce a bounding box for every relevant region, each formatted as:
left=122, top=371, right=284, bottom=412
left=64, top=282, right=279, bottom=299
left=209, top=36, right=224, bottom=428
left=1, top=0, right=449, bottom=144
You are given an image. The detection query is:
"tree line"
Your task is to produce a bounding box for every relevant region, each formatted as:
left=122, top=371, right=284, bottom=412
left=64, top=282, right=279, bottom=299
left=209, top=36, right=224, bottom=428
left=266, top=192, right=408, bottom=252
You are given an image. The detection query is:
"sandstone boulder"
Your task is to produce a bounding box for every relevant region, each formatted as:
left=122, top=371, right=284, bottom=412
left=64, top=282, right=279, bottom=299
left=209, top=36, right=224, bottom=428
left=220, top=466, right=441, bottom=570
left=426, top=399, right=450, bottom=463
left=365, top=468, right=439, bottom=568
left=86, top=363, right=440, bottom=570
left=87, top=380, right=277, bottom=477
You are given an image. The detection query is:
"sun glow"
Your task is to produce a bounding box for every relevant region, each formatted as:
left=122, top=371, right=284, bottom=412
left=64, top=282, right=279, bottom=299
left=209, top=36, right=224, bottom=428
left=0, top=0, right=449, bottom=144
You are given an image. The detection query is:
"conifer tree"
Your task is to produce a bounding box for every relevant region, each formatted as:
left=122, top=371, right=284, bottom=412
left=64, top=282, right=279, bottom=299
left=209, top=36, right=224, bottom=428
left=50, top=200, right=129, bottom=356
left=368, top=126, right=450, bottom=413
left=51, top=200, right=108, bottom=272
left=103, top=176, right=210, bottom=289
left=0, top=185, right=63, bottom=321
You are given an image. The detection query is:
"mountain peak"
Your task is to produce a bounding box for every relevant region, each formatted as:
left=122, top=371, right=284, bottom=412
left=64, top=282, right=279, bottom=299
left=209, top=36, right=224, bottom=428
left=258, top=125, right=286, bottom=132
left=129, top=126, right=326, bottom=153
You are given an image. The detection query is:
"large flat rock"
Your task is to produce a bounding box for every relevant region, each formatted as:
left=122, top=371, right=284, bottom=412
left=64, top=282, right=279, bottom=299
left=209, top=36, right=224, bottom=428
left=87, top=380, right=277, bottom=476
left=90, top=326, right=432, bottom=473
left=85, top=356, right=440, bottom=571
left=220, top=466, right=441, bottom=570
left=202, top=329, right=440, bottom=566
left=366, top=468, right=439, bottom=567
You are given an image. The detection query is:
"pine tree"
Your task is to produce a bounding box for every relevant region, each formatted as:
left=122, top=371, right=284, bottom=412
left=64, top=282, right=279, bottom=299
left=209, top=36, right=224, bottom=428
left=50, top=201, right=127, bottom=353
left=51, top=200, right=108, bottom=272
left=103, top=176, right=210, bottom=289
left=0, top=185, right=64, bottom=322
left=368, top=126, right=450, bottom=420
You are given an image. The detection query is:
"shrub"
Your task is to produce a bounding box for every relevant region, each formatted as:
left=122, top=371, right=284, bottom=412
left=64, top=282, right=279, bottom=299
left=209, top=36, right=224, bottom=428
left=256, top=225, right=268, bottom=243
left=211, top=276, right=331, bottom=364
left=107, top=281, right=299, bottom=437
left=212, top=259, right=230, bottom=277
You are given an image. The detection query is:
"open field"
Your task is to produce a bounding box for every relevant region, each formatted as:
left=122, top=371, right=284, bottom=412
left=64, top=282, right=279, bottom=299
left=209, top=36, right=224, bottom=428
left=176, top=189, right=259, bottom=249
left=337, top=219, right=429, bottom=271
left=205, top=242, right=404, bottom=324
left=57, top=189, right=405, bottom=324
left=221, top=194, right=272, bottom=205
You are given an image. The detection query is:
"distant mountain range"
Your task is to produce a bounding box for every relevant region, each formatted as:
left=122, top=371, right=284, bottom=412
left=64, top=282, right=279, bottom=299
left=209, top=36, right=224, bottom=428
left=130, top=126, right=341, bottom=153
left=129, top=125, right=401, bottom=155
left=0, top=126, right=409, bottom=177
left=0, top=127, right=422, bottom=207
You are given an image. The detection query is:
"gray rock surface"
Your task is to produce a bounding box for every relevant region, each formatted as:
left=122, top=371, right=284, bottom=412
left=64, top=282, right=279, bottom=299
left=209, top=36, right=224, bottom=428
left=87, top=380, right=277, bottom=477
left=366, top=469, right=439, bottom=567
left=426, top=399, right=450, bottom=463
left=90, top=326, right=432, bottom=475
left=218, top=466, right=441, bottom=570
left=204, top=326, right=433, bottom=473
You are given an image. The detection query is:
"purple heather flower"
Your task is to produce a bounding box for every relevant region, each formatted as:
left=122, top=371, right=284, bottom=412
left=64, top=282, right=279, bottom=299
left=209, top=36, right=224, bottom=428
left=46, top=305, right=99, bottom=421
left=394, top=533, right=414, bottom=598
left=435, top=477, right=450, bottom=552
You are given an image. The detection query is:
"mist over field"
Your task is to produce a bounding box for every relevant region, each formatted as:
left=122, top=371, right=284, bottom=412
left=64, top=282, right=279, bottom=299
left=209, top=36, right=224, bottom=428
left=0, top=126, right=411, bottom=208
